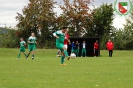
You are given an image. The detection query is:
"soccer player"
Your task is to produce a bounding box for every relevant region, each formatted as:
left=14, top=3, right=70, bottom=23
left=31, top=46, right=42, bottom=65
left=64, top=30, right=70, bottom=49
left=53, top=27, right=70, bottom=66
left=75, top=41, right=80, bottom=57
left=81, top=41, right=87, bottom=57
left=67, top=42, right=72, bottom=56
left=26, top=32, right=37, bottom=60
left=106, top=39, right=114, bottom=57
left=94, top=40, right=99, bottom=57
left=17, top=38, right=27, bottom=59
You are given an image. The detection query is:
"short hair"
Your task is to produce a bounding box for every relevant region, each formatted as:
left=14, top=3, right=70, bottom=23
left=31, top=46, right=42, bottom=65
left=62, top=27, right=67, bottom=29
left=20, top=37, right=23, bottom=39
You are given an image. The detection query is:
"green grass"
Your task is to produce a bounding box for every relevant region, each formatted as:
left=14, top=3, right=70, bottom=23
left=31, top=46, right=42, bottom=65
left=0, top=48, right=133, bottom=88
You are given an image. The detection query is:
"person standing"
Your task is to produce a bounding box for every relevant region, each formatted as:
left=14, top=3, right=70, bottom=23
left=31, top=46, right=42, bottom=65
left=53, top=27, right=70, bottom=66
left=71, top=41, right=75, bottom=53
left=106, top=39, right=114, bottom=57
left=17, top=38, right=27, bottom=59
left=75, top=41, right=80, bottom=57
left=94, top=40, right=99, bottom=57
left=64, top=31, right=70, bottom=50
left=81, top=41, right=87, bottom=57
left=67, top=42, right=71, bottom=56
left=26, top=32, right=37, bottom=60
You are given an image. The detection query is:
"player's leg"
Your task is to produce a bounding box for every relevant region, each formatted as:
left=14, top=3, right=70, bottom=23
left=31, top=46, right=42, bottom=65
left=63, top=47, right=68, bottom=57
left=56, top=44, right=70, bottom=60
left=17, top=52, right=21, bottom=59
left=60, top=51, right=66, bottom=66
left=17, top=48, right=22, bottom=59
left=26, top=45, right=32, bottom=58
left=31, top=45, right=36, bottom=60
left=22, top=48, right=27, bottom=57
left=31, top=50, right=35, bottom=60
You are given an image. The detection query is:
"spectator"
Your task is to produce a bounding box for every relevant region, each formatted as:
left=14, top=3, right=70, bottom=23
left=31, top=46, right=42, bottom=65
left=81, top=41, right=87, bottom=57
left=94, top=40, right=99, bottom=57
left=75, top=41, right=80, bottom=57
left=71, top=41, right=75, bottom=53
left=106, top=39, right=114, bottom=57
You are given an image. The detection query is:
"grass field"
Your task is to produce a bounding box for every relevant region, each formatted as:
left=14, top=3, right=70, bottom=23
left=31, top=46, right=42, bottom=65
left=0, top=48, right=133, bottom=88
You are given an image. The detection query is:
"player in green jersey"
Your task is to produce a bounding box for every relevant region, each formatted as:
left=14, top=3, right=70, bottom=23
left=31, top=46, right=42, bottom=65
left=26, top=32, right=37, bottom=60
left=17, top=38, right=27, bottom=59
left=53, top=27, right=70, bottom=66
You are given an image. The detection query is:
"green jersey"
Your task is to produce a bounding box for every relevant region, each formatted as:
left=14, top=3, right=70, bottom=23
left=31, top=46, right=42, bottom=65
left=53, top=30, right=65, bottom=44
left=20, top=41, right=26, bottom=49
left=28, top=36, right=36, bottom=45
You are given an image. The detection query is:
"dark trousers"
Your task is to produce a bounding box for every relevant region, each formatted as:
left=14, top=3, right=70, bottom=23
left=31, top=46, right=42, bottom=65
left=109, top=50, right=113, bottom=57
left=94, top=49, right=98, bottom=57
left=67, top=49, right=71, bottom=56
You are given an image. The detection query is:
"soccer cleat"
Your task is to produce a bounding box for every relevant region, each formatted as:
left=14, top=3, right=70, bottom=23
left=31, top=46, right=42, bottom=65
left=63, top=64, right=67, bottom=66
left=60, top=64, right=67, bottom=66
left=67, top=56, right=71, bottom=60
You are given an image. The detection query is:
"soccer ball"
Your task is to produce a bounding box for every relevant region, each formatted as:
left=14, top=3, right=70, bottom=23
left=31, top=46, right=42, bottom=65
left=70, top=53, right=76, bottom=59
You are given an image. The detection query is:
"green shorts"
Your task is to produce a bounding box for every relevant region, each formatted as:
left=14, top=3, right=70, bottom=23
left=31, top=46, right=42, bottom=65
left=28, top=44, right=36, bottom=52
left=56, top=43, right=64, bottom=51
left=75, top=49, right=79, bottom=53
left=20, top=48, right=25, bottom=52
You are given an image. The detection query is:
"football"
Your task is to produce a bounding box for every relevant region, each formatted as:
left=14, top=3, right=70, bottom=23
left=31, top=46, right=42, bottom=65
left=70, top=53, right=76, bottom=59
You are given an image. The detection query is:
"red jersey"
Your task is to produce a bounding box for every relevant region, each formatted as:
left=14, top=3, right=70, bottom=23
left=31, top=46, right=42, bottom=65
left=106, top=41, right=114, bottom=50
left=64, top=34, right=70, bottom=45
left=94, top=42, right=99, bottom=49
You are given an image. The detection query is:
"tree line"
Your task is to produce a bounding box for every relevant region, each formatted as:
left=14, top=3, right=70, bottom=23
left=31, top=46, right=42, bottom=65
left=0, top=0, right=132, bottom=50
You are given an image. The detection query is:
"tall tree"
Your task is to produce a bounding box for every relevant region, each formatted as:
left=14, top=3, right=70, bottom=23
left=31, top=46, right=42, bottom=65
left=87, top=3, right=114, bottom=38
left=59, top=0, right=93, bottom=36
left=16, top=0, right=57, bottom=48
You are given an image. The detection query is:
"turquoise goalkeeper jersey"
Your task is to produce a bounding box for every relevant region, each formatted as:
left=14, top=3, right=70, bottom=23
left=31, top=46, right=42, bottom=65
left=53, top=30, right=65, bottom=44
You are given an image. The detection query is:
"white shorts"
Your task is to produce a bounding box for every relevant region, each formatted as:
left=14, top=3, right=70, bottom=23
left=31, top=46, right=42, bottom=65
left=64, top=45, right=68, bottom=49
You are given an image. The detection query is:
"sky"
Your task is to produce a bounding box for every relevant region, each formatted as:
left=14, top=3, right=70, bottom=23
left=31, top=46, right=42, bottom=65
left=0, top=0, right=131, bottom=29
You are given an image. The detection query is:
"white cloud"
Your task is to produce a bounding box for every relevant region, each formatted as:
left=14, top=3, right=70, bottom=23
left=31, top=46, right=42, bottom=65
left=0, top=0, right=29, bottom=27
left=0, top=0, right=128, bottom=29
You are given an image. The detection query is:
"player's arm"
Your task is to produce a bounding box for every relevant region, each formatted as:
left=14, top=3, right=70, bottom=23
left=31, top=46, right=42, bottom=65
left=53, top=32, right=59, bottom=38
left=24, top=41, right=26, bottom=46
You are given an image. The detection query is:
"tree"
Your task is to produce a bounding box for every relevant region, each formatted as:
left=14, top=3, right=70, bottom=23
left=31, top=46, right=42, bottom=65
left=59, top=0, right=93, bottom=37
left=16, top=0, right=57, bottom=48
left=87, top=3, right=114, bottom=38
left=0, top=27, right=19, bottom=48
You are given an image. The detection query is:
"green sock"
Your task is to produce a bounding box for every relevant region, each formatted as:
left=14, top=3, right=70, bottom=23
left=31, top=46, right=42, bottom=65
left=64, top=50, right=68, bottom=57
left=32, top=54, right=34, bottom=58
left=18, top=54, right=20, bottom=58
left=61, top=56, right=65, bottom=64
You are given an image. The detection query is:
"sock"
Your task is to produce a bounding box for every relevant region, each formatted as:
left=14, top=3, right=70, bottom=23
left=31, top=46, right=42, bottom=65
left=17, top=54, right=20, bottom=58
left=24, top=52, right=27, bottom=57
left=64, top=50, right=68, bottom=57
left=61, top=56, right=65, bottom=64
left=27, top=52, right=30, bottom=58
left=32, top=54, right=34, bottom=58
